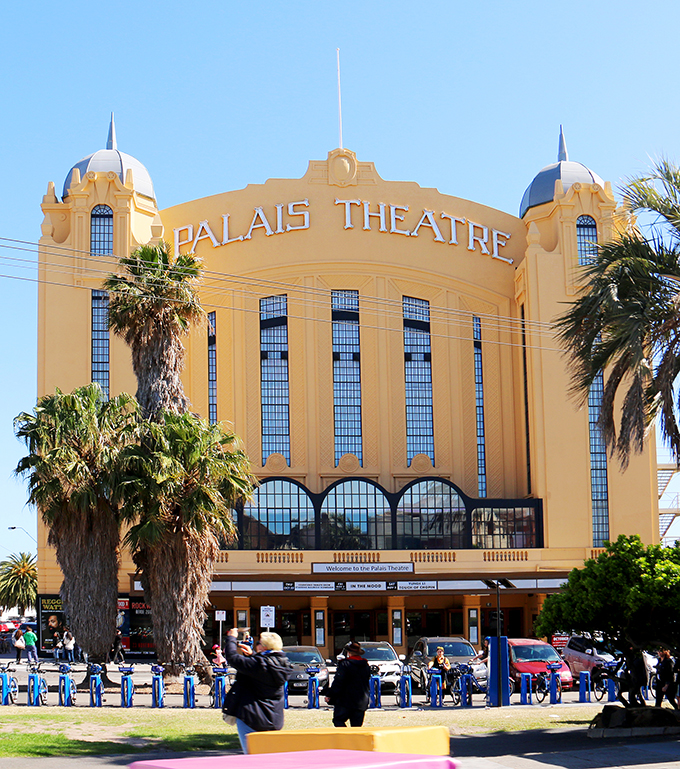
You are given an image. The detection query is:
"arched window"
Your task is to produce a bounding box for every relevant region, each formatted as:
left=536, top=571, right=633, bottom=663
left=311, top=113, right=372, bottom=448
left=90, top=205, right=113, bottom=398
left=397, top=480, right=466, bottom=549
left=241, top=479, right=315, bottom=550
left=576, top=215, right=598, bottom=265
left=320, top=480, right=392, bottom=550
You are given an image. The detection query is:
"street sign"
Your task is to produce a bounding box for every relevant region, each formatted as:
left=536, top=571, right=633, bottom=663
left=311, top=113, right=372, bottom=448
left=215, top=610, right=227, bottom=622
left=260, top=605, right=275, bottom=630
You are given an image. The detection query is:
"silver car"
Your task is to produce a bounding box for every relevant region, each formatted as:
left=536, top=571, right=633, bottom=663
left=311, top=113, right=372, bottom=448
left=339, top=641, right=404, bottom=691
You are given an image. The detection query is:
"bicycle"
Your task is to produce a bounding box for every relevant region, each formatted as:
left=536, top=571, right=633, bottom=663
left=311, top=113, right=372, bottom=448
left=27, top=662, right=48, bottom=705
left=209, top=666, right=235, bottom=708
left=0, top=663, right=19, bottom=705
left=58, top=663, right=77, bottom=706
left=456, top=663, right=515, bottom=701
left=534, top=661, right=563, bottom=703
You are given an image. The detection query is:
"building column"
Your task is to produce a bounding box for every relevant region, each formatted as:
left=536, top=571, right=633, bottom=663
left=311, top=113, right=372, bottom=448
left=387, top=595, right=406, bottom=655
left=310, top=596, right=330, bottom=659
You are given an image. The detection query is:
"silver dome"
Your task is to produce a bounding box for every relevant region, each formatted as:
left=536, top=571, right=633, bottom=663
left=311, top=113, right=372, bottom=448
left=62, top=115, right=155, bottom=201
left=520, top=128, right=603, bottom=218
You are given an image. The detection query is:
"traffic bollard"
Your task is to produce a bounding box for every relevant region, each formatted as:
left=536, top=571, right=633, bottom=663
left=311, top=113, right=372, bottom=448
left=579, top=671, right=591, bottom=703
left=429, top=673, right=443, bottom=708
left=283, top=680, right=289, bottom=709
left=369, top=675, right=382, bottom=708
left=120, top=667, right=134, bottom=708
left=520, top=673, right=532, bottom=705
left=151, top=665, right=165, bottom=708
left=460, top=674, right=473, bottom=707
left=27, top=673, right=41, bottom=706
left=398, top=673, right=412, bottom=708
left=183, top=672, right=196, bottom=708
left=607, top=677, right=617, bottom=702
left=89, top=666, right=103, bottom=707
left=549, top=671, right=561, bottom=704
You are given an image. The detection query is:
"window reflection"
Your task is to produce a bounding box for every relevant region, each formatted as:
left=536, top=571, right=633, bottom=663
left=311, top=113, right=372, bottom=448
left=321, top=480, right=392, bottom=549
left=397, top=480, right=466, bottom=549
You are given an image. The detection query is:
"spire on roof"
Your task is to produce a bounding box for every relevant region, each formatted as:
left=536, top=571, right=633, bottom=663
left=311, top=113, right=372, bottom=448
left=557, top=125, right=568, bottom=162
left=107, top=112, right=117, bottom=151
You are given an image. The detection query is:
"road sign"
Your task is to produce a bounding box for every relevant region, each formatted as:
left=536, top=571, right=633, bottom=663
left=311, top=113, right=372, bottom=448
left=260, top=605, right=275, bottom=630
left=215, top=610, right=227, bottom=622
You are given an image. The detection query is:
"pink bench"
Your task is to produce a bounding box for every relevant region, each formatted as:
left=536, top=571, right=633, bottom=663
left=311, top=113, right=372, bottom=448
left=129, top=749, right=458, bottom=769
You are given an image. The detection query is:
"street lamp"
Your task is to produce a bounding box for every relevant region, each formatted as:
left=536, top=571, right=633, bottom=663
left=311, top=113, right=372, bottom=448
left=482, top=578, right=515, bottom=707
left=8, top=526, right=37, bottom=544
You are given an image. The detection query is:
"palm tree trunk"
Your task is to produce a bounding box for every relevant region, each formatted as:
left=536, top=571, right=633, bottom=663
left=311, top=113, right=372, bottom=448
left=131, top=335, right=190, bottom=419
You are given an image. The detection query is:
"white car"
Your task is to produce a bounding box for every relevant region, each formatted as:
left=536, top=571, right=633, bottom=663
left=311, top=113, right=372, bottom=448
left=339, top=641, right=404, bottom=690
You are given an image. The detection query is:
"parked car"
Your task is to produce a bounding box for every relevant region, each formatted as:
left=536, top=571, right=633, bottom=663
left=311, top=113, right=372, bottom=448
left=507, top=638, right=573, bottom=690
left=562, top=635, right=615, bottom=676
left=407, top=636, right=480, bottom=691
left=339, top=641, right=404, bottom=691
left=282, top=646, right=330, bottom=694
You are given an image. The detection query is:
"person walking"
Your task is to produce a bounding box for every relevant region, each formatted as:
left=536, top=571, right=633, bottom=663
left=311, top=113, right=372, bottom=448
left=12, top=627, right=25, bottom=664
left=62, top=628, right=75, bottom=663
left=23, top=626, right=38, bottom=666
left=111, top=629, right=125, bottom=664
left=222, top=628, right=292, bottom=753
left=324, top=641, right=371, bottom=727
left=655, top=649, right=678, bottom=709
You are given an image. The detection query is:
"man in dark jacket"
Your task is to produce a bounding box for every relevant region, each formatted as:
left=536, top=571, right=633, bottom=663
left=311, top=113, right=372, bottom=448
left=223, top=628, right=292, bottom=753
left=325, top=641, right=371, bottom=727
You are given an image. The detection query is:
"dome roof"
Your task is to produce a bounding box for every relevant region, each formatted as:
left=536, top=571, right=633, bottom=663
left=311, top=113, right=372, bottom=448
left=520, top=128, right=603, bottom=218
left=62, top=115, right=155, bottom=201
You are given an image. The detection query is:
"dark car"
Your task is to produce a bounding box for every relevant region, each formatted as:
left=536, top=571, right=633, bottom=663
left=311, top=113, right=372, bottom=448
left=408, top=636, right=477, bottom=691
left=282, top=645, right=330, bottom=694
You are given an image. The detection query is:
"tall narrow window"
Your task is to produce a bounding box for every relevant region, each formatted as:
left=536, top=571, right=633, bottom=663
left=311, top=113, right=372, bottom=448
left=403, top=296, right=434, bottom=465
left=90, top=205, right=113, bottom=399
left=521, top=306, right=532, bottom=495
left=208, top=311, right=217, bottom=424
left=473, top=316, right=487, bottom=497
left=260, top=295, right=290, bottom=465
left=576, top=215, right=598, bottom=265
left=332, top=290, right=362, bottom=464
left=589, top=370, right=610, bottom=546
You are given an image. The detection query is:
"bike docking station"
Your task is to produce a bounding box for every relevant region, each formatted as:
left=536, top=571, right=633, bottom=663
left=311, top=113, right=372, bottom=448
left=27, top=669, right=45, bottom=707
left=306, top=666, right=320, bottom=709
left=488, top=636, right=510, bottom=707
left=283, top=680, right=289, bottom=709
left=119, top=665, right=135, bottom=708
left=89, top=664, right=104, bottom=707
left=519, top=673, right=532, bottom=705
left=428, top=672, right=444, bottom=708
left=368, top=674, right=382, bottom=709
left=212, top=667, right=229, bottom=709
left=398, top=666, right=412, bottom=708
left=58, top=663, right=76, bottom=707
left=151, top=665, right=165, bottom=708
left=547, top=662, right=562, bottom=704
left=579, top=671, right=591, bottom=703
left=460, top=671, right=474, bottom=708
left=607, top=677, right=618, bottom=702
left=0, top=666, right=17, bottom=706
left=183, top=667, right=197, bottom=708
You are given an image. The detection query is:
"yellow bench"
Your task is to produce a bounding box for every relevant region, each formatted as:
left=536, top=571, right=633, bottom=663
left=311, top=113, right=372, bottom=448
left=247, top=726, right=450, bottom=756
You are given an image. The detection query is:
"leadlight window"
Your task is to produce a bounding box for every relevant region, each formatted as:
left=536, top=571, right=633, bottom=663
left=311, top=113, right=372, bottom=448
left=320, top=480, right=392, bottom=549
left=577, top=215, right=598, bottom=265
left=403, top=297, right=434, bottom=464
left=90, top=205, right=113, bottom=399
left=396, top=480, right=466, bottom=549
left=260, top=295, right=290, bottom=465
left=208, top=311, right=217, bottom=424
left=589, top=370, right=610, bottom=546
left=473, top=317, right=487, bottom=497
left=332, top=290, right=362, bottom=464
left=242, top=480, right=315, bottom=549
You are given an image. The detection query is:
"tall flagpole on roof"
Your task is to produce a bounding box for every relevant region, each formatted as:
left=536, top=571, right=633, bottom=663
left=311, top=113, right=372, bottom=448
left=107, top=112, right=117, bottom=151
left=337, top=49, right=343, bottom=149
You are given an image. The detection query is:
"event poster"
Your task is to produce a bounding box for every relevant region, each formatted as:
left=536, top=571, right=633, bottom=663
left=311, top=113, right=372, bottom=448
left=39, top=596, right=67, bottom=651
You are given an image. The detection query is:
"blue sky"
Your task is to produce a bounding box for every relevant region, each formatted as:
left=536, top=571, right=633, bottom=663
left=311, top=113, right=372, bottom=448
left=2, top=0, right=680, bottom=555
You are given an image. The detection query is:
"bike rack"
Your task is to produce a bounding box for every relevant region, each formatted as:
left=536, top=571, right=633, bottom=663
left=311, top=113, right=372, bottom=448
left=89, top=664, right=103, bottom=707
left=58, top=664, right=75, bottom=707
left=151, top=665, right=165, bottom=708
left=398, top=672, right=412, bottom=708
left=520, top=672, right=532, bottom=705
left=213, top=670, right=229, bottom=709
left=119, top=665, right=134, bottom=708
left=183, top=670, right=196, bottom=709
left=369, top=675, right=382, bottom=709
left=283, top=680, right=289, bottom=709
left=579, top=671, right=591, bottom=703
left=0, top=671, right=14, bottom=706
left=429, top=672, right=443, bottom=708
left=27, top=673, right=41, bottom=707
left=460, top=673, right=473, bottom=708
left=547, top=663, right=562, bottom=704
left=607, top=677, right=617, bottom=702
left=306, top=667, right=320, bottom=709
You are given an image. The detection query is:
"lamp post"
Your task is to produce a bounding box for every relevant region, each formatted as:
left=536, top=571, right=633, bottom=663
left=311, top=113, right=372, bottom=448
left=8, top=526, right=37, bottom=544
left=482, top=578, right=515, bottom=707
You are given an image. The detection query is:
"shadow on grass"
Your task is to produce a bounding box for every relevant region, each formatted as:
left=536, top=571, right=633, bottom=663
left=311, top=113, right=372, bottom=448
left=0, top=733, right=241, bottom=758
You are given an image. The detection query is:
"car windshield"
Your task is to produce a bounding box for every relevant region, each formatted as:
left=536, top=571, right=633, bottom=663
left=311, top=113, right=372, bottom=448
left=285, top=650, right=324, bottom=664
left=427, top=642, right=474, bottom=657
left=362, top=646, right=398, bottom=661
left=511, top=644, right=560, bottom=663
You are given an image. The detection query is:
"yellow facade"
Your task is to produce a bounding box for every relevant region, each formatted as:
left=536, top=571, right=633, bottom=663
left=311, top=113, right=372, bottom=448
left=36, top=129, right=659, bottom=657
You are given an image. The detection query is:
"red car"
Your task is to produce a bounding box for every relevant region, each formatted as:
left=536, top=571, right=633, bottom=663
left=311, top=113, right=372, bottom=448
left=508, top=638, right=573, bottom=690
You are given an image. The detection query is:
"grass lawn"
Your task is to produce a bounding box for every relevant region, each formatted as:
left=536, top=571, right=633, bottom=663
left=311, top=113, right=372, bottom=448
left=0, top=703, right=603, bottom=758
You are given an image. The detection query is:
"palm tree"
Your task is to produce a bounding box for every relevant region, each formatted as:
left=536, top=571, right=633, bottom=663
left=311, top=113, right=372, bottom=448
left=0, top=552, right=37, bottom=616
left=14, top=384, right=139, bottom=661
left=104, top=242, right=204, bottom=420
left=118, top=411, right=255, bottom=676
left=556, top=159, right=680, bottom=467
